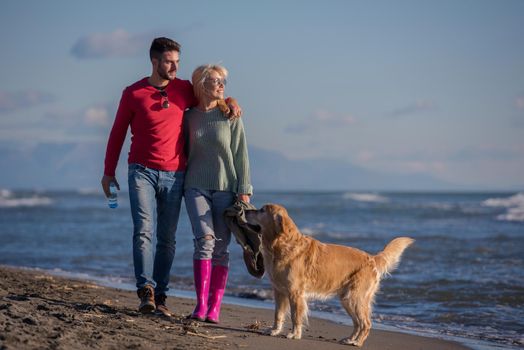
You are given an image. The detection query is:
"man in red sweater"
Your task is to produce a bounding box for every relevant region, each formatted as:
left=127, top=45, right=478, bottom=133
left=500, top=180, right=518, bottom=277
left=101, top=37, right=238, bottom=316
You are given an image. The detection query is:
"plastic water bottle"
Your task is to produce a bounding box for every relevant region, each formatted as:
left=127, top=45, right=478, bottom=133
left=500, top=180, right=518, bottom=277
left=108, top=182, right=118, bottom=209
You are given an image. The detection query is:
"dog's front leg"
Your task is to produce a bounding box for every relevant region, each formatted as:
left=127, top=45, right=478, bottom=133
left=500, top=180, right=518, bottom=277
left=287, top=291, right=306, bottom=339
left=267, top=289, right=289, bottom=336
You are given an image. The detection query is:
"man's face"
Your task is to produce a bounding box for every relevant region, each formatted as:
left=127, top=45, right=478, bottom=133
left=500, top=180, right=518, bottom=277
left=155, top=50, right=179, bottom=81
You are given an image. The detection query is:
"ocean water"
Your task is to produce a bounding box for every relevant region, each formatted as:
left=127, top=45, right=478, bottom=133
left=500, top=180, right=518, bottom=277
left=0, top=189, right=523, bottom=349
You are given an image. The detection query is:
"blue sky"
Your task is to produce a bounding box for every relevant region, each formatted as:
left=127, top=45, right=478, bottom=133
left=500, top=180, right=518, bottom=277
left=1, top=0, right=523, bottom=190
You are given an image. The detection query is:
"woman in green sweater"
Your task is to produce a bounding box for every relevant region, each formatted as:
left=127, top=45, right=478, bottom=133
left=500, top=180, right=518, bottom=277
left=184, top=64, right=253, bottom=323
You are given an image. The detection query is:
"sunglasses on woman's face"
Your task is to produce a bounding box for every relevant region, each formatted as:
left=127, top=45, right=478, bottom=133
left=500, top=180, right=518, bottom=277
left=205, top=78, right=227, bottom=86
left=159, top=90, right=169, bottom=109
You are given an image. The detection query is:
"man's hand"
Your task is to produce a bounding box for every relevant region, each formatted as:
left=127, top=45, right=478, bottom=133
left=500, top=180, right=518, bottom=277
left=101, top=175, right=120, bottom=198
left=225, top=97, right=242, bottom=119
left=238, top=194, right=250, bottom=203
left=217, top=99, right=230, bottom=115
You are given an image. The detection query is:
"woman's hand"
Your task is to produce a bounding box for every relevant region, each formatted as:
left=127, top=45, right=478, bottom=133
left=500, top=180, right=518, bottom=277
left=238, top=194, right=250, bottom=203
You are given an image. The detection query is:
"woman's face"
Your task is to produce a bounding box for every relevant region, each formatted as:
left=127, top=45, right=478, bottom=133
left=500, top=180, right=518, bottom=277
left=203, top=70, right=226, bottom=100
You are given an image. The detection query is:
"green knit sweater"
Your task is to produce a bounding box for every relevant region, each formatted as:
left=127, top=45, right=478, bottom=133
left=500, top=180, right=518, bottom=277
left=183, top=107, right=253, bottom=195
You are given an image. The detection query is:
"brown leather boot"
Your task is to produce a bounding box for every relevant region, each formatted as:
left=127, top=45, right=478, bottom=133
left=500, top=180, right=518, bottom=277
left=154, top=293, right=172, bottom=317
left=137, top=285, right=155, bottom=314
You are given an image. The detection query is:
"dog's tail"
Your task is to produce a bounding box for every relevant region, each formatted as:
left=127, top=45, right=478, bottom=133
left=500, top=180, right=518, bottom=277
left=373, top=237, right=414, bottom=278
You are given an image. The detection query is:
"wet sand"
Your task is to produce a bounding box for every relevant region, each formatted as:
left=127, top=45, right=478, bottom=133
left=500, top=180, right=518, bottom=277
left=0, top=266, right=471, bottom=349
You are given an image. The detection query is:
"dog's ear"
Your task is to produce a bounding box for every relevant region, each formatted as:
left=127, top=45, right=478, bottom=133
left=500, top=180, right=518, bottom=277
left=281, top=213, right=295, bottom=236
left=273, top=211, right=294, bottom=236
left=272, top=212, right=284, bottom=234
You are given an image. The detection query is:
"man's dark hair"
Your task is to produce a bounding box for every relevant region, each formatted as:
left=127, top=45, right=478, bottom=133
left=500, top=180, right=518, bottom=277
left=149, top=37, right=181, bottom=61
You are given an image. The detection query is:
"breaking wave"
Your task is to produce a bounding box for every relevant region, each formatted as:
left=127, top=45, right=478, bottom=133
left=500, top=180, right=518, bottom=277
left=482, top=193, right=524, bottom=222
left=0, top=189, right=52, bottom=208
left=343, top=192, right=390, bottom=203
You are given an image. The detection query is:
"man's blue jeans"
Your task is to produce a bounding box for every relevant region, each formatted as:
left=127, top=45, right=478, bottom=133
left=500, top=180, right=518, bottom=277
left=128, top=163, right=184, bottom=294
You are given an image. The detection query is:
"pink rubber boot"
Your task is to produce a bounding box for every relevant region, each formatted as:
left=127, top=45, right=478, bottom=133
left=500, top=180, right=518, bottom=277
left=191, top=259, right=211, bottom=321
left=206, top=265, right=229, bottom=323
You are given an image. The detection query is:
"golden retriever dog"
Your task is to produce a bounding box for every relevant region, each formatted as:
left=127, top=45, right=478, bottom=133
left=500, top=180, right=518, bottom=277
left=245, top=204, right=414, bottom=347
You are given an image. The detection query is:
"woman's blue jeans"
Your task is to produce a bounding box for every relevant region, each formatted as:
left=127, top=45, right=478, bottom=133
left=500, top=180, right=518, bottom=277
left=128, top=163, right=184, bottom=294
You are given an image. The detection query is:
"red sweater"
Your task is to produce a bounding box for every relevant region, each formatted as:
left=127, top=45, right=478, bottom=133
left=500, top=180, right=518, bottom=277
left=104, top=77, right=197, bottom=176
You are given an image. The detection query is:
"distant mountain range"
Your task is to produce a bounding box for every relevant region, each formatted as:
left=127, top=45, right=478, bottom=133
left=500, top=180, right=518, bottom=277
left=0, top=141, right=456, bottom=191
left=249, top=147, right=455, bottom=191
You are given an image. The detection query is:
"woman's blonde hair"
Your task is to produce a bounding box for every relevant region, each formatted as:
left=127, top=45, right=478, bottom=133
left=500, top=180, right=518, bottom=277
left=191, top=64, right=228, bottom=101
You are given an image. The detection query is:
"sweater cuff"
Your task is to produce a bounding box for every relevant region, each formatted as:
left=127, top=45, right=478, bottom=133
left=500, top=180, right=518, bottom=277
left=104, top=168, right=116, bottom=177
left=238, top=184, right=253, bottom=196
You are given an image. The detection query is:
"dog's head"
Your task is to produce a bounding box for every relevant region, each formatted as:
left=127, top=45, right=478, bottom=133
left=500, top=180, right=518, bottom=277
left=246, top=204, right=298, bottom=248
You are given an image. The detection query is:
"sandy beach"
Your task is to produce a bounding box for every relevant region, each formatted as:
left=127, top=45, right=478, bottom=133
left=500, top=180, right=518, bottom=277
left=0, top=266, right=471, bottom=350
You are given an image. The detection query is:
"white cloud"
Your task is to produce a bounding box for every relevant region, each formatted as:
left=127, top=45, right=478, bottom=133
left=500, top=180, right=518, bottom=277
left=71, top=29, right=150, bottom=59
left=351, top=144, right=524, bottom=188
left=43, top=108, right=73, bottom=122
left=447, top=144, right=524, bottom=162
left=285, top=109, right=356, bottom=134
left=354, top=150, right=448, bottom=175
left=0, top=89, right=55, bottom=113
left=43, top=104, right=113, bottom=128
left=516, top=96, right=524, bottom=110
left=389, top=99, right=435, bottom=118
left=312, top=109, right=356, bottom=125
left=84, top=106, right=111, bottom=127
left=0, top=104, right=112, bottom=143
left=356, top=150, right=376, bottom=162
left=403, top=161, right=447, bottom=174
